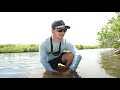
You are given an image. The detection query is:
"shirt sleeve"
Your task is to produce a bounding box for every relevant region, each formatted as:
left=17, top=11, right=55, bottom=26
left=65, top=40, right=82, bottom=71
left=39, top=43, right=55, bottom=72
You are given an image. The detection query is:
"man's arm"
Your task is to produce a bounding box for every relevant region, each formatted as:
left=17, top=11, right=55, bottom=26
left=66, top=41, right=82, bottom=71
left=69, top=51, right=82, bottom=71
left=39, top=44, right=55, bottom=72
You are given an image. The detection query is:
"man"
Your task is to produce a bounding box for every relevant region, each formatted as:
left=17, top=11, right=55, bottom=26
left=39, top=20, right=82, bottom=76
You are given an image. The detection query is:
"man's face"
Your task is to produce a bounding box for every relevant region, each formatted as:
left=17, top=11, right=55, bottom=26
left=52, top=27, right=67, bottom=40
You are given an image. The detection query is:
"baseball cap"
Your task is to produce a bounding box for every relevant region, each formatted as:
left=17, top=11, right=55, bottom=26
left=51, top=20, right=70, bottom=29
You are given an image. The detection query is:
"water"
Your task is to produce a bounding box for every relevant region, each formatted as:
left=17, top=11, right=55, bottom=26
left=0, top=49, right=118, bottom=78
left=78, top=48, right=116, bottom=78
left=0, top=52, right=44, bottom=78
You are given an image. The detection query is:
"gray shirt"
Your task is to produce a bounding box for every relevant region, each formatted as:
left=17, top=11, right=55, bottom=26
left=39, top=36, right=82, bottom=72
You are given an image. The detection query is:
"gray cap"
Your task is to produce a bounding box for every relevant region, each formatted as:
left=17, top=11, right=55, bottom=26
left=51, top=20, right=70, bottom=29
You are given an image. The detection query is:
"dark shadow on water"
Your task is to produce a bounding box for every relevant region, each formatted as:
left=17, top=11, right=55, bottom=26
left=99, top=49, right=120, bottom=78
left=42, top=65, right=81, bottom=78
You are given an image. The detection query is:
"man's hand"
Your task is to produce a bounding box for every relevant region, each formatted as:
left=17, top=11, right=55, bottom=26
left=62, top=70, right=73, bottom=76
left=46, top=70, right=62, bottom=75
left=52, top=70, right=61, bottom=74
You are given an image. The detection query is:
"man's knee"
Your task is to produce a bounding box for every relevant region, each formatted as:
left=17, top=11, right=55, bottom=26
left=64, top=52, right=74, bottom=60
left=62, top=52, right=74, bottom=62
left=68, top=52, right=74, bottom=59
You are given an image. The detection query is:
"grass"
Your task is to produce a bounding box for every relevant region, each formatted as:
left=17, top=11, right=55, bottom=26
left=0, top=44, right=101, bottom=53
left=0, top=44, right=39, bottom=53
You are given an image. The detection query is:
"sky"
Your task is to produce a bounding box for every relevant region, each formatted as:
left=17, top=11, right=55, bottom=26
left=0, top=12, right=117, bottom=45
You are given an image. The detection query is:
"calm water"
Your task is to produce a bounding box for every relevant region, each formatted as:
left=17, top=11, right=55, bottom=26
left=0, top=48, right=119, bottom=78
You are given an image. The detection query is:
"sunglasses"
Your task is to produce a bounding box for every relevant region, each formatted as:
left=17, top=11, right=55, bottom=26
left=56, top=28, right=67, bottom=33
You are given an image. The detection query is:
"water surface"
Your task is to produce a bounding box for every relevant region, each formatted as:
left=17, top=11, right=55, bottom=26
left=0, top=49, right=119, bottom=78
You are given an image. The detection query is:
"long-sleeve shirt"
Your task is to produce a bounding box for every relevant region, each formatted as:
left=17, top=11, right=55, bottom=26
left=39, top=36, right=82, bottom=72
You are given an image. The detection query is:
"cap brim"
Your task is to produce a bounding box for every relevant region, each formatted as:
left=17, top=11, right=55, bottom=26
left=56, top=25, right=70, bottom=29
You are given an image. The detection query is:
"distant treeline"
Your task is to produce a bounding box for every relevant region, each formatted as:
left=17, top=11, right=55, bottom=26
left=0, top=44, right=39, bottom=53
left=75, top=45, right=100, bottom=49
left=0, top=44, right=100, bottom=53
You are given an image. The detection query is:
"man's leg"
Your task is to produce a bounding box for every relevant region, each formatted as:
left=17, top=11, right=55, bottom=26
left=61, top=52, right=74, bottom=70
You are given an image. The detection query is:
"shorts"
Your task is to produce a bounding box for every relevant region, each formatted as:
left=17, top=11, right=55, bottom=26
left=48, top=52, right=66, bottom=70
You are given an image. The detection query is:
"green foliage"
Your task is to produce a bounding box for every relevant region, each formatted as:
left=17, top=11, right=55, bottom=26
left=0, top=44, right=100, bottom=53
left=75, top=45, right=100, bottom=50
left=0, top=44, right=39, bottom=53
left=75, top=45, right=84, bottom=49
left=99, top=50, right=120, bottom=78
left=97, top=13, right=120, bottom=48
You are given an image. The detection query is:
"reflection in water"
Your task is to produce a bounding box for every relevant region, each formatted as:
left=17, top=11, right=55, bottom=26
left=1, top=49, right=119, bottom=78
left=99, top=49, right=120, bottom=78
left=0, top=52, right=42, bottom=78
left=42, top=65, right=81, bottom=78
